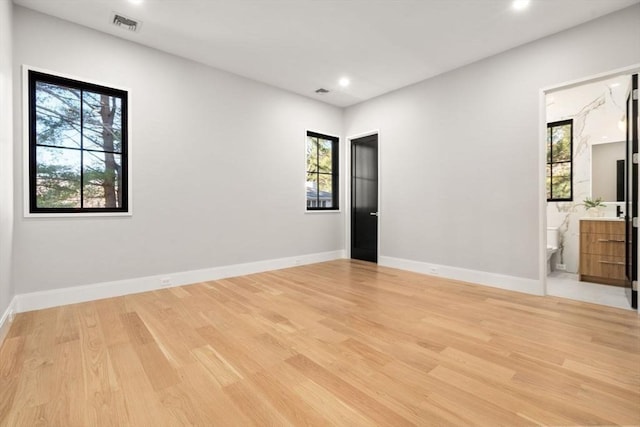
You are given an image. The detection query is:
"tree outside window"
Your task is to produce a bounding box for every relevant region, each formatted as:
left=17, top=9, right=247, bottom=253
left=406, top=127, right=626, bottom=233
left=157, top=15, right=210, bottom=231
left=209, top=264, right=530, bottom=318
left=29, top=70, right=128, bottom=213
left=546, top=120, right=573, bottom=201
left=306, top=131, right=338, bottom=210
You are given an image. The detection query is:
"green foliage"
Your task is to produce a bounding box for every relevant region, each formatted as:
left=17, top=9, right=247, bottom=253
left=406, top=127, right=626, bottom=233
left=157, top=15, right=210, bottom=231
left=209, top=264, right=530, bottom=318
left=582, top=197, right=606, bottom=209
left=546, top=122, right=572, bottom=200
left=306, top=136, right=334, bottom=193
left=306, top=137, right=333, bottom=173
left=35, top=164, right=80, bottom=208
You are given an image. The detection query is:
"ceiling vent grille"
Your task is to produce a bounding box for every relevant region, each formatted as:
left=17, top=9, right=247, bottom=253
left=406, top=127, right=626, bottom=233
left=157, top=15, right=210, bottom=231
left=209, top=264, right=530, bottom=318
left=111, top=12, right=141, bottom=33
left=315, top=88, right=330, bottom=94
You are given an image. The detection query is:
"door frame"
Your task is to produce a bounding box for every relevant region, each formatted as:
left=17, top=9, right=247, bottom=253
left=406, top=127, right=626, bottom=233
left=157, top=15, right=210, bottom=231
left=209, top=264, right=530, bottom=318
left=345, top=130, right=381, bottom=261
left=539, top=64, right=640, bottom=300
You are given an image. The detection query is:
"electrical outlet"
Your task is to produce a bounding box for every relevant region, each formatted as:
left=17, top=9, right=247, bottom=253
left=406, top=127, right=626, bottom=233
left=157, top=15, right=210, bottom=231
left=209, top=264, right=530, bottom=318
left=160, top=277, right=172, bottom=287
left=556, top=264, right=566, bottom=271
left=428, top=266, right=439, bottom=275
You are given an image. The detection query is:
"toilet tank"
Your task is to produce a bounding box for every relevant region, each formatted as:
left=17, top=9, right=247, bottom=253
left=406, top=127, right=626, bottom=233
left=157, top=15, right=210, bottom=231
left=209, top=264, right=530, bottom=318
left=547, top=227, right=559, bottom=249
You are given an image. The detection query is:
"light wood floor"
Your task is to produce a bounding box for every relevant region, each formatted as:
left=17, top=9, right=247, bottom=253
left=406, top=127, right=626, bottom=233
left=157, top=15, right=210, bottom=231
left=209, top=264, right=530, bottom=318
left=1, top=260, right=639, bottom=426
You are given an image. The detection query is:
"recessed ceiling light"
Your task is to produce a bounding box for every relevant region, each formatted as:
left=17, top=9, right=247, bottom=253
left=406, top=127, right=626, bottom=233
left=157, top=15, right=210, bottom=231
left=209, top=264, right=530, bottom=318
left=609, top=82, right=620, bottom=88
left=512, top=0, right=530, bottom=11
left=128, top=0, right=143, bottom=5
left=338, top=77, right=350, bottom=88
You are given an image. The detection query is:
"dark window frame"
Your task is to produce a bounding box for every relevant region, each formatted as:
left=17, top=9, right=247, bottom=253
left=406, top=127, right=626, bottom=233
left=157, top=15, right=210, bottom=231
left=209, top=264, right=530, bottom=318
left=546, top=119, right=573, bottom=202
left=28, top=70, right=129, bottom=214
left=306, top=131, right=339, bottom=211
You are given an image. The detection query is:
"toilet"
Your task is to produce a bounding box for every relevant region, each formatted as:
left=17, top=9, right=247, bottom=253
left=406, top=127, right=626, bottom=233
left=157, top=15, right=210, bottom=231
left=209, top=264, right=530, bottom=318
left=546, top=227, right=559, bottom=274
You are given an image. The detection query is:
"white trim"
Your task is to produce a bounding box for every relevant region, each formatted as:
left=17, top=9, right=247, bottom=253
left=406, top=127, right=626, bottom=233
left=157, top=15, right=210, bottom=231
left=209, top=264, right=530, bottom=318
left=345, top=129, right=381, bottom=260
left=304, top=210, right=341, bottom=214
left=542, top=64, right=640, bottom=94
left=13, top=250, right=346, bottom=313
left=539, top=88, right=548, bottom=295
left=379, top=256, right=543, bottom=296
left=21, top=65, right=133, bottom=218
left=304, top=129, right=342, bottom=214
left=0, top=297, right=17, bottom=346
left=539, top=64, right=640, bottom=298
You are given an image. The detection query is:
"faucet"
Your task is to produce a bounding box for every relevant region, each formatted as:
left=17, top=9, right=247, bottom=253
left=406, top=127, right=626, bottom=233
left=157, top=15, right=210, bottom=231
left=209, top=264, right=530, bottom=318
left=617, top=205, right=624, bottom=219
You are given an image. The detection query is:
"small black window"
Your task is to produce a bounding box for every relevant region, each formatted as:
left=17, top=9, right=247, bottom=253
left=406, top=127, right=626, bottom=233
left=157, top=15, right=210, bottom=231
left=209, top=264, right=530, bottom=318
left=28, top=70, right=128, bottom=213
left=546, top=119, right=573, bottom=201
left=306, top=131, right=339, bottom=210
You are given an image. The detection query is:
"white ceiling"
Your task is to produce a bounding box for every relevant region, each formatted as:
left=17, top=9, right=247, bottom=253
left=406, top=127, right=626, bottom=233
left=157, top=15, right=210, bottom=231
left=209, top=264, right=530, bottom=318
left=13, top=0, right=640, bottom=107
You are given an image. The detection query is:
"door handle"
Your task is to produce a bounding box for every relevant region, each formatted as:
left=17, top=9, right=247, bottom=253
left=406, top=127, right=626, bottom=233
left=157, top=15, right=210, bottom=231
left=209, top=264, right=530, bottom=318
left=369, top=212, right=379, bottom=216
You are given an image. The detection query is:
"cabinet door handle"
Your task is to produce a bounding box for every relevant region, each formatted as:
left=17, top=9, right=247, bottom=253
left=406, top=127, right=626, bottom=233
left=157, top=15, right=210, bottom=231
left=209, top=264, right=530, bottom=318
left=598, top=260, right=625, bottom=265
left=597, top=239, right=625, bottom=243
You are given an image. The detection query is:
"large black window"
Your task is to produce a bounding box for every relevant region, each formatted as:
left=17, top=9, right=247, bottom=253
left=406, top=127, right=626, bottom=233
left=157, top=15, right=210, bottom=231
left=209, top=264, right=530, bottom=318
left=306, top=131, right=339, bottom=210
left=28, top=70, right=128, bottom=213
left=546, top=119, right=573, bottom=201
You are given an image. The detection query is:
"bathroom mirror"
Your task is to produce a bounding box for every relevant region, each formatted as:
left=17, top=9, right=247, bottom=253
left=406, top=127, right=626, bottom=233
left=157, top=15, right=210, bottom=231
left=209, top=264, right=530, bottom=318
left=591, top=140, right=625, bottom=202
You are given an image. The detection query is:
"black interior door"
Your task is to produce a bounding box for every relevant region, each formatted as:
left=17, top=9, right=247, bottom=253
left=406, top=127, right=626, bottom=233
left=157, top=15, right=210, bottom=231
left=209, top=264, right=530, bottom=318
left=625, top=74, right=638, bottom=309
left=351, top=134, right=378, bottom=263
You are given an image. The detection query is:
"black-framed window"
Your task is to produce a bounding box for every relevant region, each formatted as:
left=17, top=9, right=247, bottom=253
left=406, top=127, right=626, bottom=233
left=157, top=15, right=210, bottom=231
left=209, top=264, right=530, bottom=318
left=28, top=70, right=128, bottom=213
left=546, top=119, right=573, bottom=201
left=306, top=131, right=339, bottom=210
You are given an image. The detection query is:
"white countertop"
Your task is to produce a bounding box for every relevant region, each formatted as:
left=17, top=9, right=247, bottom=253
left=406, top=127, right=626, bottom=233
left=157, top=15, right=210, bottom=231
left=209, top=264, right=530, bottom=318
left=580, top=217, right=624, bottom=221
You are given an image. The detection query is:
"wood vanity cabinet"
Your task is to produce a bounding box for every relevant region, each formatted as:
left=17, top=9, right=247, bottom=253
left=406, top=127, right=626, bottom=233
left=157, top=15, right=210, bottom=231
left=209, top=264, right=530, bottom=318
left=579, top=219, right=626, bottom=286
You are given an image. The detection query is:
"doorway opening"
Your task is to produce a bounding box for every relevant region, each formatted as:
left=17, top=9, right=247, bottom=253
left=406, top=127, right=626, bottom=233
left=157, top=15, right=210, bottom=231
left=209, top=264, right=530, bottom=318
left=542, top=68, right=639, bottom=310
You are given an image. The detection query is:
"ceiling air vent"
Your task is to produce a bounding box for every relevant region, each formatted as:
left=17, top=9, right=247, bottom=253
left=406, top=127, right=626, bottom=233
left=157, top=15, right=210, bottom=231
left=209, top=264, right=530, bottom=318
left=111, top=12, right=141, bottom=33
left=315, top=88, right=330, bottom=94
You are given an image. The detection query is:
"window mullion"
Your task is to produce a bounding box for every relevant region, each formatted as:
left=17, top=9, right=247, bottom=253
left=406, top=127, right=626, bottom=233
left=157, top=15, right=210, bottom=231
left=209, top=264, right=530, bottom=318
left=316, top=138, right=320, bottom=206
left=80, top=89, right=84, bottom=209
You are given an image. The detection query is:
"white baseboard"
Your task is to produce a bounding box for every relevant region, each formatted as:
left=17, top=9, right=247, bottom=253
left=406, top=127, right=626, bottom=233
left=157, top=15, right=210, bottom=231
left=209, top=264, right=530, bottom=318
left=379, top=256, right=543, bottom=296
left=0, top=297, right=17, bottom=346
left=14, top=250, right=346, bottom=313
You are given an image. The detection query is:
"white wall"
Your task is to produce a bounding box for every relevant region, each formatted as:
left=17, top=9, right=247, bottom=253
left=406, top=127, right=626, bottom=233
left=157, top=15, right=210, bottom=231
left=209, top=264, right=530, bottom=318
left=9, top=4, right=640, bottom=301
left=0, top=0, right=14, bottom=319
left=12, top=7, right=344, bottom=294
left=344, top=5, right=640, bottom=284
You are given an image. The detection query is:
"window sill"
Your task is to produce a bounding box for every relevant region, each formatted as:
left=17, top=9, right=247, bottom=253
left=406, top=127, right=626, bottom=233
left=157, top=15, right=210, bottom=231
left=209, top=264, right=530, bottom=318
left=305, top=209, right=341, bottom=214
left=24, top=211, right=132, bottom=219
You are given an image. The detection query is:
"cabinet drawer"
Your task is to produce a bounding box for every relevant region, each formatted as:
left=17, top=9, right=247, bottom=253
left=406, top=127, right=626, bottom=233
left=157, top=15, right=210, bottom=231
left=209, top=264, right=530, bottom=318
left=580, top=220, right=625, bottom=234
left=579, top=254, right=626, bottom=280
left=580, top=233, right=625, bottom=256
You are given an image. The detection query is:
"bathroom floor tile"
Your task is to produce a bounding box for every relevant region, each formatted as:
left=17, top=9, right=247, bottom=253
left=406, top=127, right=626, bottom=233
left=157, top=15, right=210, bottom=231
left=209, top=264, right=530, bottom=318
left=546, top=272, right=631, bottom=310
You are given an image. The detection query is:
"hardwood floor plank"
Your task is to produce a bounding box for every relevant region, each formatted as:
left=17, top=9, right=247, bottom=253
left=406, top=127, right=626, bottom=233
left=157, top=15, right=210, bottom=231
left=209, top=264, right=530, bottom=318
left=247, top=369, right=333, bottom=427
left=120, top=312, right=154, bottom=345
left=191, top=344, right=244, bottom=386
left=428, top=364, right=575, bottom=426
left=286, top=353, right=415, bottom=426
left=223, top=379, right=294, bottom=426
left=0, top=260, right=637, bottom=426
left=171, top=361, right=255, bottom=426
left=0, top=337, right=25, bottom=426
left=107, top=343, right=174, bottom=426
left=196, top=325, right=263, bottom=375
left=45, top=340, right=86, bottom=426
